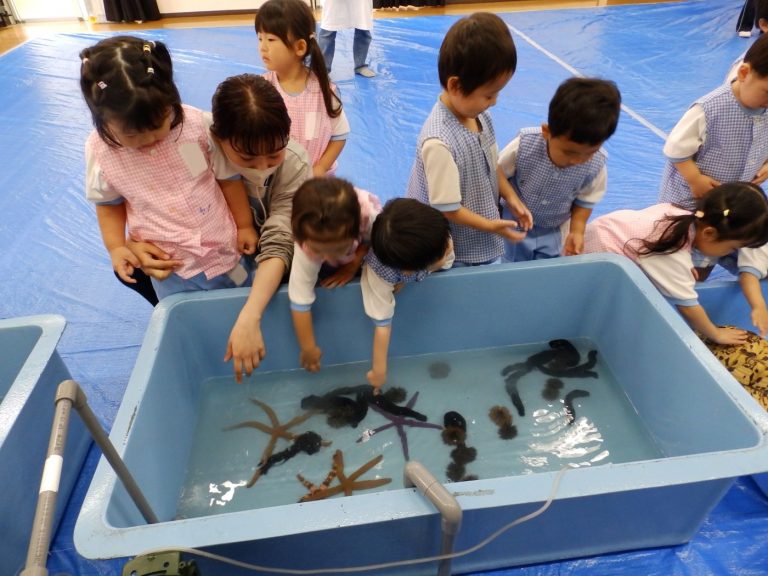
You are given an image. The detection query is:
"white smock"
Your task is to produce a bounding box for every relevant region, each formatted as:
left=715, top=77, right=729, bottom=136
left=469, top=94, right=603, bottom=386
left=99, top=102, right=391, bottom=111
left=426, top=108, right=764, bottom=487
left=321, top=0, right=373, bottom=31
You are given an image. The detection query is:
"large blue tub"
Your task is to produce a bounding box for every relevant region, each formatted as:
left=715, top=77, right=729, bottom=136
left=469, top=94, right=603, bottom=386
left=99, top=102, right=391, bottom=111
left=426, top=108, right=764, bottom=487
left=75, top=255, right=768, bottom=574
left=0, top=315, right=91, bottom=576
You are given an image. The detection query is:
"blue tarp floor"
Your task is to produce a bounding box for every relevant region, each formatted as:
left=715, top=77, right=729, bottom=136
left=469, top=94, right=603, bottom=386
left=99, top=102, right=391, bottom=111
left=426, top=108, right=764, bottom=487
left=1, top=0, right=767, bottom=573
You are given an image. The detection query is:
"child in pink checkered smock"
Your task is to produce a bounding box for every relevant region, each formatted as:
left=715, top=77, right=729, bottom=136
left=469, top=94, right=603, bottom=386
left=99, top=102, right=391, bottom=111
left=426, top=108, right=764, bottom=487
left=80, top=36, right=258, bottom=302
left=583, top=182, right=768, bottom=345
left=255, top=0, right=349, bottom=177
left=288, top=177, right=382, bottom=374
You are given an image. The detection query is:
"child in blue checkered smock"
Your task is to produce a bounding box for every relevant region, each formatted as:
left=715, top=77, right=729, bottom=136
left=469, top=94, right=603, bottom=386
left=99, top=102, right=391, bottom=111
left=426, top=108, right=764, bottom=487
left=660, top=33, right=768, bottom=212
left=406, top=13, right=532, bottom=267
left=361, top=199, right=454, bottom=389
left=499, top=77, right=621, bottom=262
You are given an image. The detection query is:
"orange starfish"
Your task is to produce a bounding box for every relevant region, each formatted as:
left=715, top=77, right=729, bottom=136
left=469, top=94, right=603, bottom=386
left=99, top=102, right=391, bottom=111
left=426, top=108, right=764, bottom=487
left=224, top=397, right=329, bottom=487
left=298, top=449, right=392, bottom=502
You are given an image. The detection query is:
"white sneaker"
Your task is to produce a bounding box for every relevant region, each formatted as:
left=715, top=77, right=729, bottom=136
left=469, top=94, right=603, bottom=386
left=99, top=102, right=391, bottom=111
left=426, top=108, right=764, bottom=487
left=355, top=66, right=376, bottom=78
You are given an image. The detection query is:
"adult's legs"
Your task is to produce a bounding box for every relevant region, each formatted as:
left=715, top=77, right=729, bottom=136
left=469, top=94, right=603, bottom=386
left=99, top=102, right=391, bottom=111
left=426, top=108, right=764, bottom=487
left=318, top=28, right=337, bottom=71
left=737, top=0, right=756, bottom=35
left=353, top=28, right=375, bottom=76
left=114, top=269, right=158, bottom=306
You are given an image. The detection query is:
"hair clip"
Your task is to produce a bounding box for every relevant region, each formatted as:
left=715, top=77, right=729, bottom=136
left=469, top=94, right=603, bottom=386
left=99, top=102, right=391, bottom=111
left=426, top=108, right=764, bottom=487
left=694, top=210, right=704, bottom=218
left=81, top=57, right=89, bottom=64
left=142, top=42, right=152, bottom=53
left=309, top=32, right=316, bottom=40
left=146, top=67, right=155, bottom=75
left=723, top=209, right=730, bottom=217
left=97, top=81, right=108, bottom=90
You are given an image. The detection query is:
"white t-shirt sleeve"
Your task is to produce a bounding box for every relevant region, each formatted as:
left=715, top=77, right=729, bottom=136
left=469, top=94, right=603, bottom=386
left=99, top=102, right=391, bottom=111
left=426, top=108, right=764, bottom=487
left=497, top=136, right=520, bottom=180
left=574, top=164, right=607, bottom=207
left=361, top=264, right=396, bottom=326
left=422, top=138, right=462, bottom=210
left=637, top=249, right=698, bottom=306
left=738, top=245, right=768, bottom=279
left=288, top=244, right=323, bottom=310
left=330, top=108, right=350, bottom=141
left=663, top=105, right=707, bottom=162
left=85, top=142, right=121, bottom=205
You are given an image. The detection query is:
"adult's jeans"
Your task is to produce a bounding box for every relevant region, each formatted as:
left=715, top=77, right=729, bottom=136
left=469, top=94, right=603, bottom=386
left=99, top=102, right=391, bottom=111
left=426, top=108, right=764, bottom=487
left=318, top=27, right=372, bottom=71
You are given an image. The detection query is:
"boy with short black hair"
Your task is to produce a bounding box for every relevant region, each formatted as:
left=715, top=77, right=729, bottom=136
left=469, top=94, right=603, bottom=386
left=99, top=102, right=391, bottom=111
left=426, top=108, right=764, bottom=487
left=499, top=77, right=621, bottom=261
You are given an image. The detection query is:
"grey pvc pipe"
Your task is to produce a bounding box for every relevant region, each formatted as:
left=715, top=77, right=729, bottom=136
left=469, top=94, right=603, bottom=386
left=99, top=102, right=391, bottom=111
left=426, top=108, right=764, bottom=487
left=404, top=461, right=463, bottom=576
left=21, top=380, right=158, bottom=576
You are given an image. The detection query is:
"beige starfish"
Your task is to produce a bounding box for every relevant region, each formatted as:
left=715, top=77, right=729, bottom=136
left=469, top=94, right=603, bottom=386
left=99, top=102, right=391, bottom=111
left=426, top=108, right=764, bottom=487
left=224, top=397, right=329, bottom=487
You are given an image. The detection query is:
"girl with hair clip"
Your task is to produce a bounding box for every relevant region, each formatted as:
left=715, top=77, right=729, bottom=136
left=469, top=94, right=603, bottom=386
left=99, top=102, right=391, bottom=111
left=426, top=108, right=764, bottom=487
left=255, top=0, right=349, bottom=177
left=584, top=182, right=768, bottom=345
left=288, top=177, right=382, bottom=374
left=362, top=198, right=454, bottom=390
left=207, top=74, right=312, bottom=383
left=80, top=36, right=257, bottom=303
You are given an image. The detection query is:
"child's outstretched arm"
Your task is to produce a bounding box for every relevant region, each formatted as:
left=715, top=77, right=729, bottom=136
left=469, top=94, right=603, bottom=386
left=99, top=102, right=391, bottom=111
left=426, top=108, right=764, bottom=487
left=368, top=324, right=391, bottom=391
left=95, top=203, right=141, bottom=283
left=287, top=246, right=325, bottom=372
left=677, top=304, right=748, bottom=344
left=739, top=271, right=768, bottom=336
left=219, top=178, right=258, bottom=255
left=225, top=257, right=285, bottom=383
left=291, top=309, right=323, bottom=372
left=361, top=263, right=397, bottom=390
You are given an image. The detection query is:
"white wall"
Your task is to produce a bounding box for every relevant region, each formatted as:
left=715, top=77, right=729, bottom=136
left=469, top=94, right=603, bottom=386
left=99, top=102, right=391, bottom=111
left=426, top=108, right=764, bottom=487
left=12, top=0, right=82, bottom=20
left=158, top=0, right=265, bottom=13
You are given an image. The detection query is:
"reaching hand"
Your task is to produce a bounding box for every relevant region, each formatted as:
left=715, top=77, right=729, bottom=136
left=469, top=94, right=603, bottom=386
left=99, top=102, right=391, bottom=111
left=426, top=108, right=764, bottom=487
left=366, top=368, right=387, bottom=390
left=751, top=307, right=768, bottom=338
left=712, top=325, right=749, bottom=345
left=300, top=346, right=322, bottom=372
left=224, top=318, right=266, bottom=383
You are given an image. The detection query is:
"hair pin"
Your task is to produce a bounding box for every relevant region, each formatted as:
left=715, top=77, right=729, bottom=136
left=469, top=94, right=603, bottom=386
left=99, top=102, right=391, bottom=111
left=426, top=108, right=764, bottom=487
left=81, top=57, right=89, bottom=64
left=147, top=67, right=155, bottom=75
left=694, top=210, right=704, bottom=218
left=142, top=42, right=152, bottom=53
left=723, top=209, right=730, bottom=217
left=97, top=81, right=108, bottom=90
left=309, top=32, right=316, bottom=40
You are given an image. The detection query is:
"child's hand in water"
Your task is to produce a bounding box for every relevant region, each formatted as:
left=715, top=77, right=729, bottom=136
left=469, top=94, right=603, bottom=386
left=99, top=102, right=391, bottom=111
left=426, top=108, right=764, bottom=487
left=367, top=368, right=387, bottom=390
left=300, top=346, right=322, bottom=372
left=489, top=219, right=527, bottom=243
left=109, top=246, right=141, bottom=283
left=712, top=326, right=749, bottom=345
left=751, top=307, right=768, bottom=337
left=237, top=226, right=259, bottom=255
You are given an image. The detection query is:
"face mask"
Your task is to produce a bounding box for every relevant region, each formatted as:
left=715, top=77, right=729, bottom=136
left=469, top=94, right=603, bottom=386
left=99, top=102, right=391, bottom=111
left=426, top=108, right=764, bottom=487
left=250, top=164, right=279, bottom=185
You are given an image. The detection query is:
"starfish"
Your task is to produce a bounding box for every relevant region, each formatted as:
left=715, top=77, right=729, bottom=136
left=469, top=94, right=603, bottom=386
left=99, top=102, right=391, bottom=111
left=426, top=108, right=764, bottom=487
left=356, top=391, right=442, bottom=460
left=297, top=449, right=391, bottom=502
left=224, top=397, right=329, bottom=487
